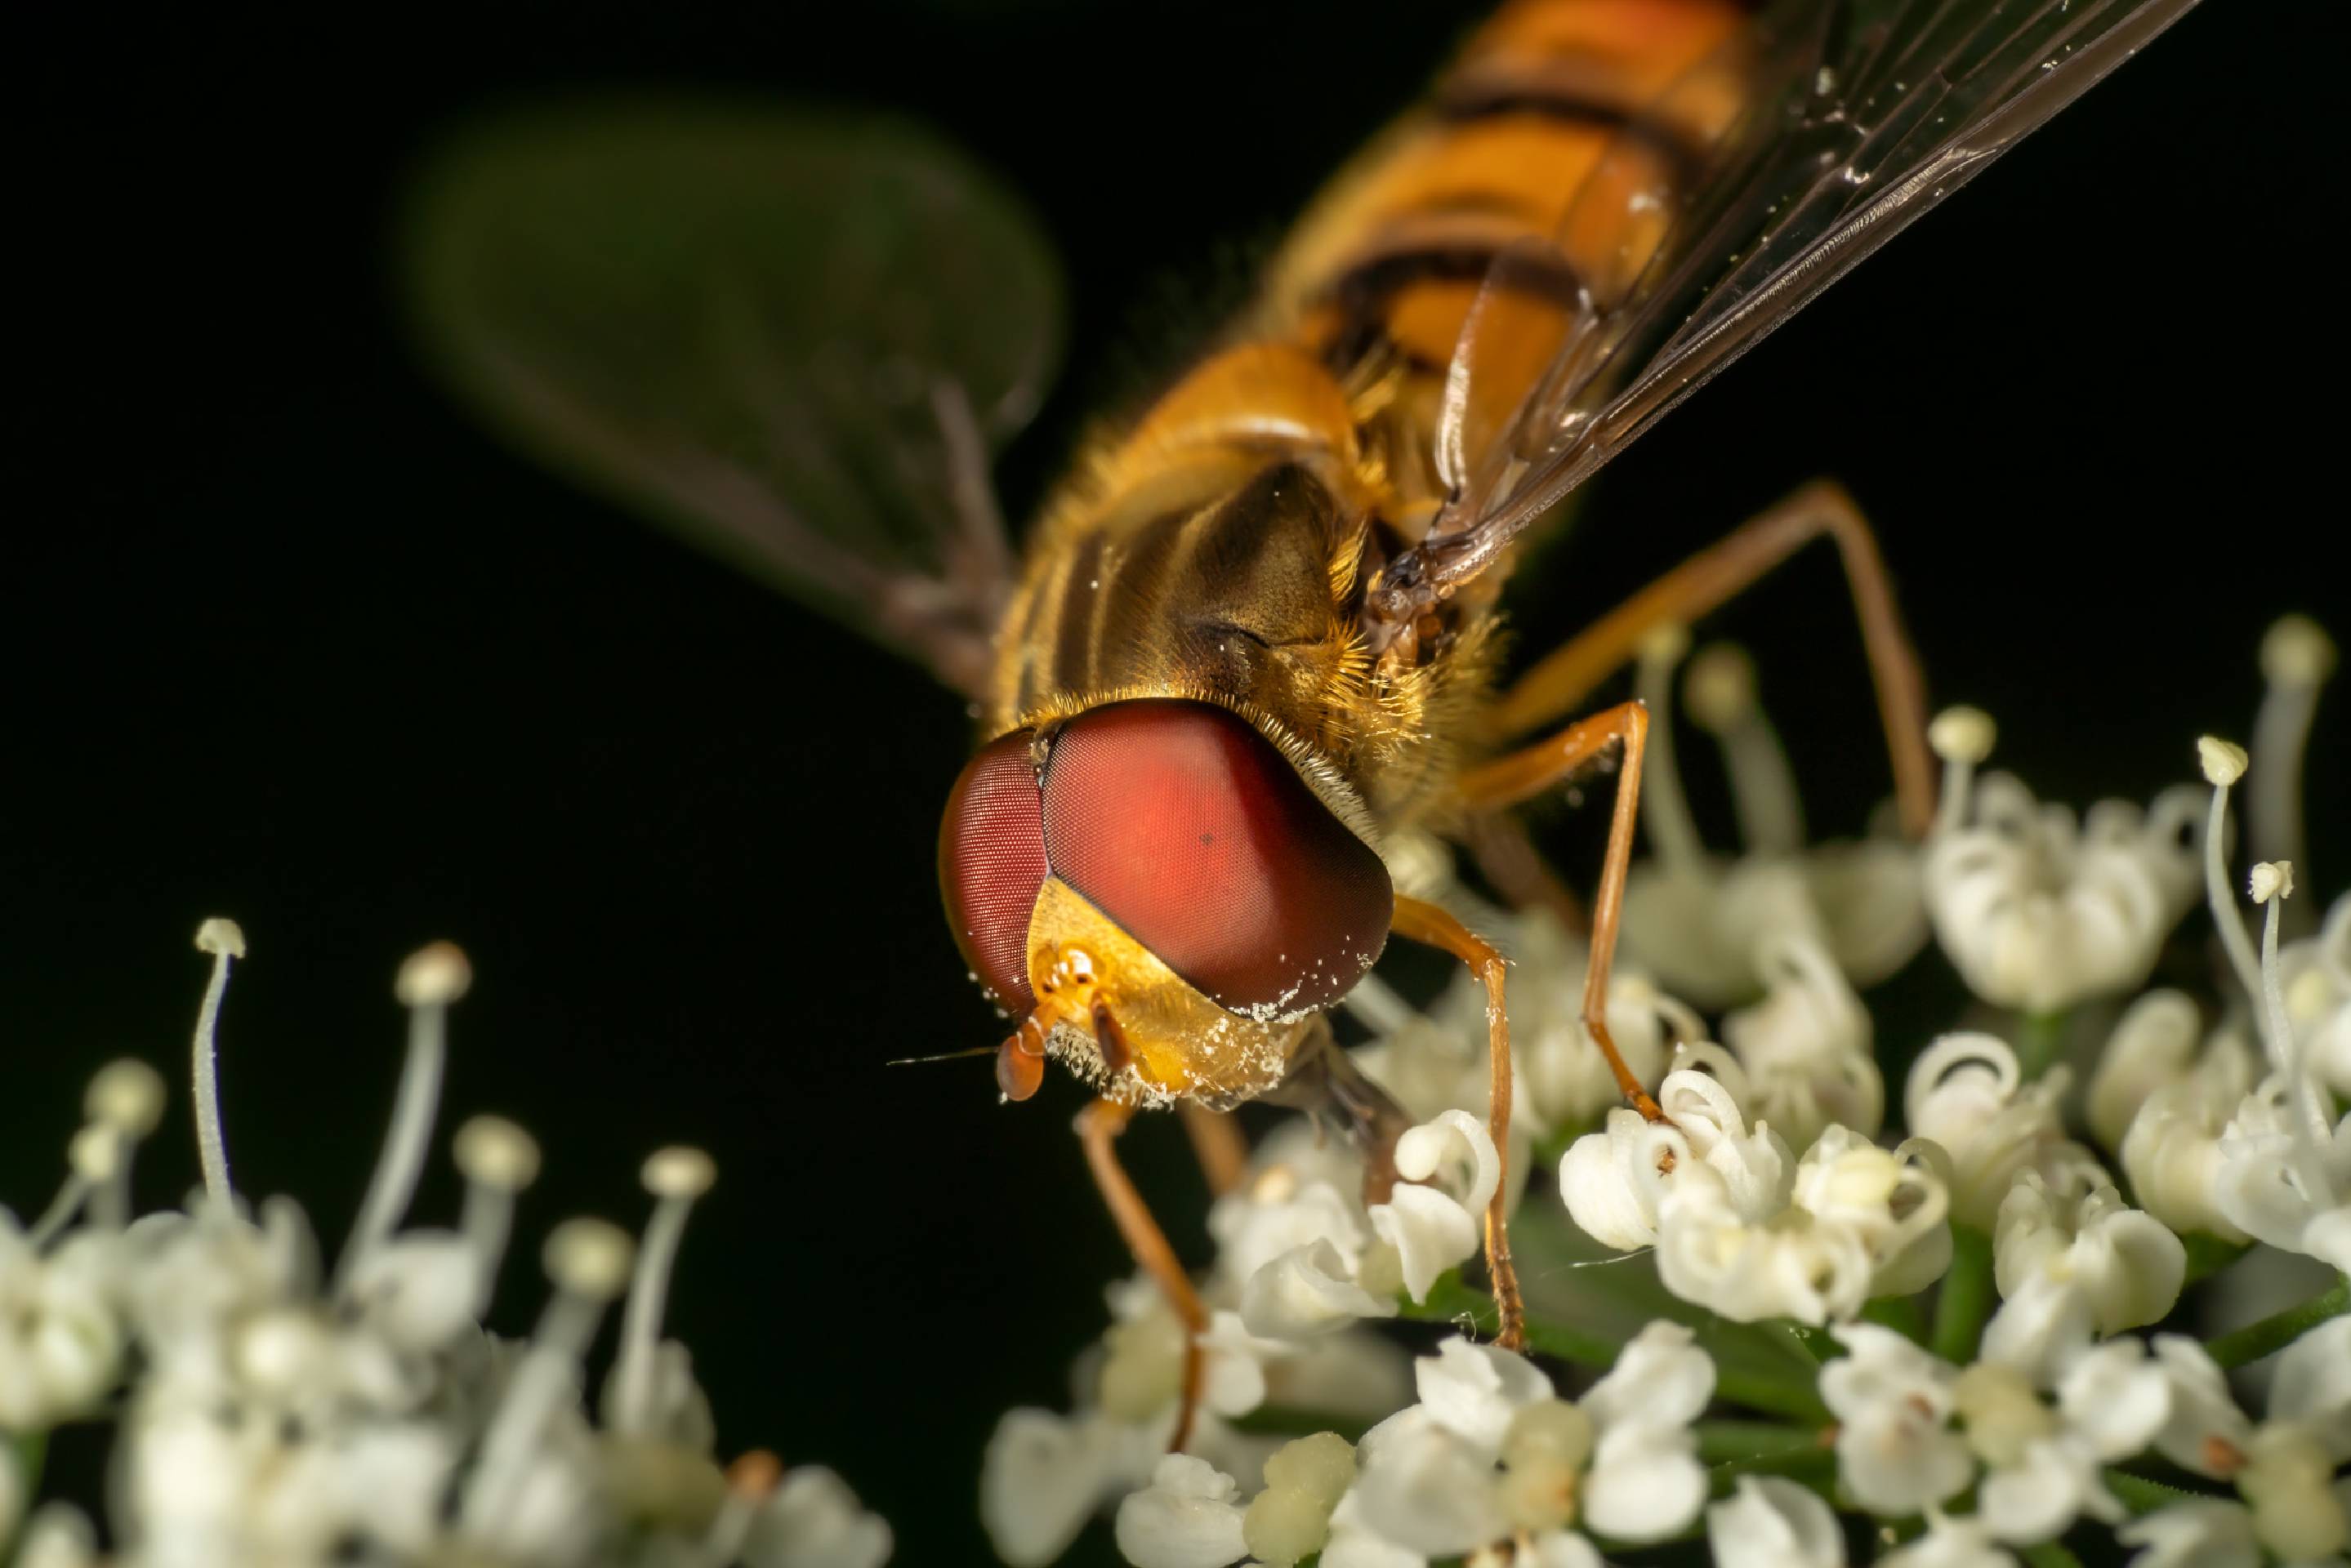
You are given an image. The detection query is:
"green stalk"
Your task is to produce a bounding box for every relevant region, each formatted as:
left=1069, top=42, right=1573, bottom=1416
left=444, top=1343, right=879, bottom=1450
left=2203, top=1273, right=2349, bottom=1370
left=2104, top=1469, right=2217, bottom=1517
left=1695, top=1420, right=1825, bottom=1464
left=1931, top=1226, right=1995, bottom=1365
left=1861, top=1290, right=1929, bottom=1343
left=2022, top=1542, right=2086, bottom=1568
left=5, top=1429, right=44, bottom=1560
left=2015, top=1010, right=2070, bottom=1080
left=1402, top=1276, right=1831, bottom=1423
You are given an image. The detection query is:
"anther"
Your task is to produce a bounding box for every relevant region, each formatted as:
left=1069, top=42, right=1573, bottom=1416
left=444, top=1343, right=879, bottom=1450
left=454, top=1114, right=542, bottom=1314
left=1927, top=706, right=1996, bottom=837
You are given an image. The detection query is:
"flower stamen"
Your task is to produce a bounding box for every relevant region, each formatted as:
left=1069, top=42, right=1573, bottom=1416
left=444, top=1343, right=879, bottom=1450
left=2197, top=737, right=2267, bottom=1032
left=613, top=1145, right=717, bottom=1436
left=190, top=916, right=247, bottom=1203
left=337, top=941, right=472, bottom=1294
left=453, top=1112, right=542, bottom=1313
left=1687, top=642, right=1802, bottom=857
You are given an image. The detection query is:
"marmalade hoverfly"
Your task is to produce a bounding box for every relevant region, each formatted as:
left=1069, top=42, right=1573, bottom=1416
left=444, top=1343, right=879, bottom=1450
left=405, top=0, right=2203, bottom=1450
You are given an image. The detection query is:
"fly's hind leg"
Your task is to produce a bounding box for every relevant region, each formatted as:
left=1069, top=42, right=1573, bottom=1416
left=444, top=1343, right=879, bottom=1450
left=1457, top=702, right=1664, bottom=1126
left=1487, top=479, right=1935, bottom=837
left=1264, top=1017, right=1415, bottom=1205
left=1077, top=1098, right=1209, bottom=1453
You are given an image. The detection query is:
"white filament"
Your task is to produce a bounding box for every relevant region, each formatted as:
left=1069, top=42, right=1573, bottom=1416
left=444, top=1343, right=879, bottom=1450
left=462, top=1220, right=631, bottom=1538
left=1689, top=644, right=1804, bottom=856
left=1927, top=706, right=1996, bottom=837
left=337, top=995, right=449, bottom=1294
left=2249, top=617, right=2334, bottom=901
left=613, top=1149, right=715, bottom=1434
left=25, top=1169, right=94, bottom=1250
left=1635, top=626, right=1708, bottom=875
left=189, top=928, right=242, bottom=1203
left=2201, top=774, right=2266, bottom=1043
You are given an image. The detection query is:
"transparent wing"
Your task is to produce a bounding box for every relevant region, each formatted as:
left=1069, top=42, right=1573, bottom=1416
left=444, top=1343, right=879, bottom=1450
left=404, top=103, right=1065, bottom=697
left=1376, top=0, right=2201, bottom=624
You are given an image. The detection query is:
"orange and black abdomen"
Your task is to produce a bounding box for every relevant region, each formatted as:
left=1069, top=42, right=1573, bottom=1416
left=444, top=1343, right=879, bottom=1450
left=992, top=0, right=1762, bottom=806
left=1273, top=0, right=1754, bottom=430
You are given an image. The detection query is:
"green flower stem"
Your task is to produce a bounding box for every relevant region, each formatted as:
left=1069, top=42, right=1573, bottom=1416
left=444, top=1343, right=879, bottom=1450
left=2182, top=1232, right=2251, bottom=1285
left=1777, top=1320, right=1836, bottom=1365
left=1862, top=1290, right=1929, bottom=1343
left=1931, top=1226, right=1996, bottom=1365
left=2022, top=1542, right=2086, bottom=1568
left=2015, top=1010, right=2069, bottom=1080
left=1696, top=1420, right=1827, bottom=1464
left=1403, top=1276, right=1830, bottom=1423
left=2104, top=1469, right=2216, bottom=1517
left=2202, top=1272, right=2349, bottom=1369
left=5, top=1429, right=42, bottom=1558
left=1230, top=1405, right=1373, bottom=1443
left=1707, top=1441, right=1836, bottom=1489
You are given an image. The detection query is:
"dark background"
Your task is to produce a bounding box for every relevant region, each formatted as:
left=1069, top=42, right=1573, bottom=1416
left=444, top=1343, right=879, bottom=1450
left=7, top=2, right=2339, bottom=1564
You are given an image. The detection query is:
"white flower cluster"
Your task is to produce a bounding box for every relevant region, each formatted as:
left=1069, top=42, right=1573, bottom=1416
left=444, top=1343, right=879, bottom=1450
left=0, top=925, right=891, bottom=1568
left=985, top=617, right=2351, bottom=1568
left=1112, top=1321, right=1719, bottom=1568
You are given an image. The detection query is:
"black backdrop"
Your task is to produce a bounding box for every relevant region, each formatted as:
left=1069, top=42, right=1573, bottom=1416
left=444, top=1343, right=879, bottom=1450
left=7, top=2, right=2340, bottom=1564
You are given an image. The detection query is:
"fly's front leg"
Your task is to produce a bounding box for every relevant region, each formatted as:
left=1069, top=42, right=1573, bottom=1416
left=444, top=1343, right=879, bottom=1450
left=1457, top=701, right=1666, bottom=1125
left=1487, top=479, right=1934, bottom=838
left=1389, top=894, right=1524, bottom=1351
left=1264, top=1018, right=1414, bottom=1205
left=1077, top=1098, right=1208, bottom=1453
left=1177, top=1102, right=1250, bottom=1199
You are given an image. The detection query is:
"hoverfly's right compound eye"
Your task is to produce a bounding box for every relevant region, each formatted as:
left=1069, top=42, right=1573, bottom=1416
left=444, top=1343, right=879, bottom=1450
left=937, top=730, right=1046, bottom=1013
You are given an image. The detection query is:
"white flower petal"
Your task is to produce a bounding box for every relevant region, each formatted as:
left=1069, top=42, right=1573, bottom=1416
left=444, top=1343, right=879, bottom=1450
left=1880, top=1514, right=2022, bottom=1568
left=1978, top=1270, right=2095, bottom=1388
left=1240, top=1241, right=1394, bottom=1340
left=1578, top=1320, right=1714, bottom=1432
left=1523, top=1529, right=1606, bottom=1568
left=2147, top=1335, right=2255, bottom=1479
left=1706, top=1475, right=1845, bottom=1568
left=1349, top=1411, right=1510, bottom=1556
left=1581, top=1419, right=1706, bottom=1542
left=1412, top=1337, right=1550, bottom=1454
left=2117, top=1499, right=2263, bottom=1568
left=1113, top=1454, right=1248, bottom=1568
left=1366, top=1187, right=1479, bottom=1305
left=982, top=1408, right=1115, bottom=1566
left=1979, top=1436, right=2112, bottom=1544
left=1821, top=1326, right=1973, bottom=1516
left=2056, top=1339, right=2172, bottom=1459
left=1318, top=1488, right=1426, bottom=1568
left=1559, top=1109, right=1689, bottom=1249
left=1994, top=1172, right=2185, bottom=1335
left=2268, top=1315, right=2351, bottom=1456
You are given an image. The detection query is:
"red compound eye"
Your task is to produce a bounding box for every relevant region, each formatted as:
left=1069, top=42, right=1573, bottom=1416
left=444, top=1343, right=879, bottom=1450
left=1042, top=700, right=1391, bottom=1014
left=939, top=730, right=1046, bottom=1012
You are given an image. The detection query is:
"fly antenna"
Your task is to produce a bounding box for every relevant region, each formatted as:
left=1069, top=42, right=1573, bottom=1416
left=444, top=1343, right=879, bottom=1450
left=885, top=1045, right=998, bottom=1067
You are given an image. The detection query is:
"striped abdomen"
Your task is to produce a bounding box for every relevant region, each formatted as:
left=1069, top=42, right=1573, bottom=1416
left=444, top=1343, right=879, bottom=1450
left=990, top=0, right=1758, bottom=813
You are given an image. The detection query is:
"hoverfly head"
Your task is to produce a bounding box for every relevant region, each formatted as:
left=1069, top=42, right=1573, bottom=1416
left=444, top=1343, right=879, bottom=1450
left=938, top=699, right=1394, bottom=1103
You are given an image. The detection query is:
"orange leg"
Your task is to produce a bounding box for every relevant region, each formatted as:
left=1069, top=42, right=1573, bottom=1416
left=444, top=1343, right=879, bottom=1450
left=1179, top=1102, right=1250, bottom=1199
left=1390, top=894, right=1525, bottom=1351
left=1457, top=702, right=1666, bottom=1128
left=1077, top=1098, right=1208, bottom=1452
left=1485, top=480, right=1935, bottom=839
